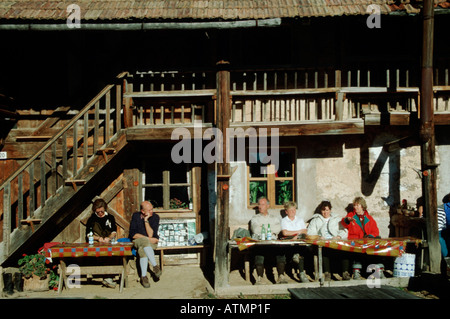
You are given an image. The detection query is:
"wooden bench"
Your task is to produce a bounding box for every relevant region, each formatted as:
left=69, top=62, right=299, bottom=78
left=155, top=245, right=208, bottom=270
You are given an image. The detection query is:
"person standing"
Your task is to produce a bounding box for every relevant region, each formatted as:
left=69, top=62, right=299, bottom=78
left=129, top=201, right=162, bottom=288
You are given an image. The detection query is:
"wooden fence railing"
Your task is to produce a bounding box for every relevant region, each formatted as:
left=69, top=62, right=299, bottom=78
left=123, top=70, right=216, bottom=126
left=229, top=67, right=450, bottom=123
left=0, top=72, right=127, bottom=260
left=122, top=66, right=450, bottom=126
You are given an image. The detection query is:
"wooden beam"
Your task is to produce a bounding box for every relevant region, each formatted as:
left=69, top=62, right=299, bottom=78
left=124, top=89, right=215, bottom=98
left=123, top=168, right=139, bottom=221
left=420, top=0, right=440, bottom=274
left=31, top=106, right=71, bottom=136
left=214, top=61, right=231, bottom=290
left=230, top=119, right=364, bottom=136
left=125, top=124, right=213, bottom=141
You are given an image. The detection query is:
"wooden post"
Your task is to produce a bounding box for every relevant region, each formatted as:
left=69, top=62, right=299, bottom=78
left=335, top=70, right=344, bottom=121
left=420, top=0, right=440, bottom=273
left=123, top=78, right=133, bottom=128
left=214, top=61, right=231, bottom=289
left=123, top=168, right=140, bottom=221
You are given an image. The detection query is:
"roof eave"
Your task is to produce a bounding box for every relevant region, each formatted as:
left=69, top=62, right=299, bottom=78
left=0, top=18, right=283, bottom=31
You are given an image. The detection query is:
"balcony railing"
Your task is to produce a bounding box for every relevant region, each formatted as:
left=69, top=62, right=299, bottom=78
left=123, top=66, right=450, bottom=127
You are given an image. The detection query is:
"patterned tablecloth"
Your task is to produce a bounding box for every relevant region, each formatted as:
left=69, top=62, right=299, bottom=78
left=233, top=237, right=422, bottom=257
left=43, top=242, right=133, bottom=258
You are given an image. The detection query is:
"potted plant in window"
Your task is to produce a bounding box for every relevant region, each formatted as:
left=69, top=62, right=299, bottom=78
left=170, top=198, right=188, bottom=209
left=18, top=252, right=58, bottom=292
left=277, top=180, right=292, bottom=205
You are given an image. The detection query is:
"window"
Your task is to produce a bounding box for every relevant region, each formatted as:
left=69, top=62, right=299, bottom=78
left=247, top=148, right=295, bottom=207
left=141, top=158, right=192, bottom=211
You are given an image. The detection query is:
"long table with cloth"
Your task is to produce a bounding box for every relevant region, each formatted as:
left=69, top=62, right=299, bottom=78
left=229, top=237, right=423, bottom=284
left=43, top=242, right=134, bottom=293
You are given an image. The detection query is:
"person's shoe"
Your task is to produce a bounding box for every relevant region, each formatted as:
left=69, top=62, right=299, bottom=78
left=2, top=273, right=14, bottom=296
left=342, top=271, right=351, bottom=281
left=353, top=269, right=362, bottom=280
left=353, top=263, right=362, bottom=280
left=277, top=274, right=288, bottom=284
left=102, top=278, right=117, bottom=289
left=153, top=265, right=162, bottom=278
left=140, top=276, right=150, bottom=288
left=255, top=276, right=266, bottom=285
left=13, top=272, right=23, bottom=292
left=377, top=264, right=385, bottom=279
left=299, top=271, right=309, bottom=283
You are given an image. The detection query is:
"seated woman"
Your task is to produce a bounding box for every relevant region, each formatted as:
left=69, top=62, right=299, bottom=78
left=341, top=196, right=382, bottom=280
left=86, top=198, right=117, bottom=243
left=85, top=198, right=118, bottom=288
left=280, top=201, right=308, bottom=283
left=307, top=200, right=347, bottom=281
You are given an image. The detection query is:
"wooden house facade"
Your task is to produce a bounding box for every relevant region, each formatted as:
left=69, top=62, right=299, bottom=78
left=0, top=0, right=449, bottom=291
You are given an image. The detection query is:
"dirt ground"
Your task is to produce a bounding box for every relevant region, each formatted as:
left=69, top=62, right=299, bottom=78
left=3, top=260, right=449, bottom=300
left=2, top=264, right=213, bottom=299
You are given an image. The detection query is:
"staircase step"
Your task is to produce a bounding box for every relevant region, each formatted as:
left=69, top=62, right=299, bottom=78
left=96, top=148, right=116, bottom=154
left=97, top=148, right=116, bottom=162
left=16, top=136, right=52, bottom=141
left=65, top=179, right=87, bottom=191
left=20, top=219, right=42, bottom=232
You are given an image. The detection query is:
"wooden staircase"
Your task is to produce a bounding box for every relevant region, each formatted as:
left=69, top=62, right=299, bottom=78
left=0, top=72, right=128, bottom=266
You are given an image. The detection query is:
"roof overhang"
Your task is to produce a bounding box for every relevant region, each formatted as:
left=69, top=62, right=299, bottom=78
left=0, top=18, right=282, bottom=31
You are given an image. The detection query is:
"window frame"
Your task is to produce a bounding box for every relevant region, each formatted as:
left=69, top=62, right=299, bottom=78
left=246, top=146, right=296, bottom=208
left=140, top=158, right=193, bottom=212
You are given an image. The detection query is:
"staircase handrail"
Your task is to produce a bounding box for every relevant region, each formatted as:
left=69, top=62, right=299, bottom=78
left=0, top=72, right=128, bottom=191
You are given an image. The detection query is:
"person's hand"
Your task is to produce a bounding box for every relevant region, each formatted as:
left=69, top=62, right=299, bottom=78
left=344, top=217, right=355, bottom=224
left=103, top=237, right=111, bottom=243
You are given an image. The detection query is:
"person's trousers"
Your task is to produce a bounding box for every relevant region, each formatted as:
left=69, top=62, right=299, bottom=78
left=133, top=237, right=158, bottom=258
left=255, top=255, right=286, bottom=277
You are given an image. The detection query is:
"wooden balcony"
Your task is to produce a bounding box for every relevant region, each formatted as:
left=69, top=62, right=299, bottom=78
left=123, top=67, right=450, bottom=141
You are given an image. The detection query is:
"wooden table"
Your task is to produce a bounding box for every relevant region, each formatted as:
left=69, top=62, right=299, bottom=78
left=44, top=242, right=133, bottom=293
left=228, top=237, right=424, bottom=285
left=228, top=239, right=324, bottom=284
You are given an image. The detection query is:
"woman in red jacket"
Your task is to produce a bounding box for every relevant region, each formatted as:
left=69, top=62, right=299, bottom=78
left=340, top=196, right=381, bottom=280
left=341, top=197, right=380, bottom=239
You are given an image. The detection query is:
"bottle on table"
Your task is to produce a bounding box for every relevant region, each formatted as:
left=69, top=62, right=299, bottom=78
left=261, top=224, right=266, bottom=241
left=267, top=224, right=272, bottom=240
left=88, top=232, right=94, bottom=245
